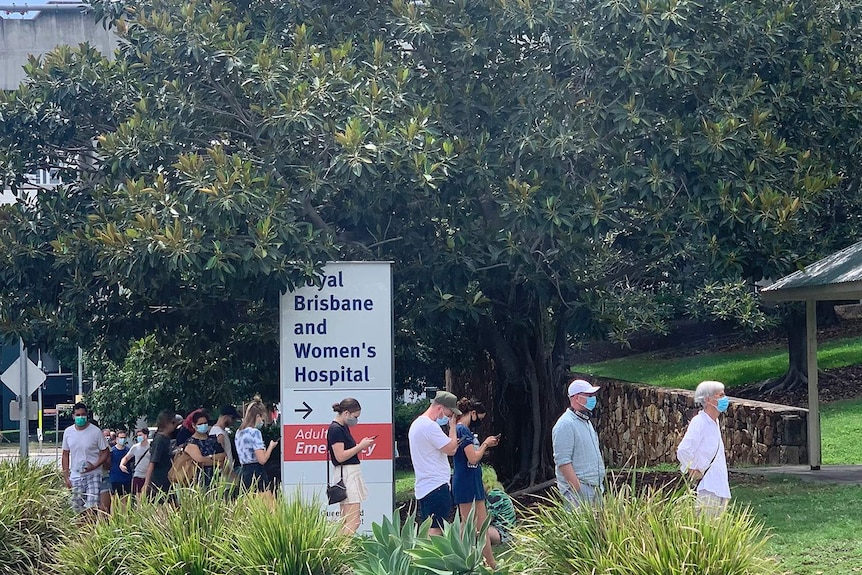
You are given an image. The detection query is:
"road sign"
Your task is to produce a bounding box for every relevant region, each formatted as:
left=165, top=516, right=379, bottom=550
left=9, top=400, right=38, bottom=421
left=280, top=262, right=394, bottom=534
left=1, top=356, right=46, bottom=395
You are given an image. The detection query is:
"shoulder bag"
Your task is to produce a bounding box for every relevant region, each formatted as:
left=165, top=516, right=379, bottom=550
left=325, top=445, right=347, bottom=505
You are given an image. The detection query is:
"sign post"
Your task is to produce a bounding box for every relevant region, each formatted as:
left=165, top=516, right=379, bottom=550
left=280, top=262, right=394, bottom=533
left=1, top=340, right=48, bottom=459
left=19, top=339, right=28, bottom=458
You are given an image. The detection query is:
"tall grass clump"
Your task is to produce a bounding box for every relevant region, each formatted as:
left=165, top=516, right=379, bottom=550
left=54, top=495, right=151, bottom=575
left=515, top=484, right=779, bottom=575
left=0, top=459, right=72, bottom=574
left=216, top=490, right=354, bottom=575
left=128, top=485, right=230, bottom=575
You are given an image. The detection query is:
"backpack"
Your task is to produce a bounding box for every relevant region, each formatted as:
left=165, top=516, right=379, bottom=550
left=167, top=447, right=198, bottom=486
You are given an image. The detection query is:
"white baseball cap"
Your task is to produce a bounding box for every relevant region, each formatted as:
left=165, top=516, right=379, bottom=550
left=568, top=379, right=600, bottom=396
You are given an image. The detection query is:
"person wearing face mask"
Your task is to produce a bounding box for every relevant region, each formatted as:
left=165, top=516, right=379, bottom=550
left=452, top=398, right=499, bottom=569
left=109, top=430, right=134, bottom=499
left=184, top=410, right=225, bottom=486
left=120, top=428, right=152, bottom=497
left=61, top=402, right=110, bottom=514
left=677, top=380, right=732, bottom=516
left=326, top=398, right=376, bottom=534
left=236, top=401, right=279, bottom=492
left=408, top=390, right=462, bottom=535
left=552, top=379, right=606, bottom=508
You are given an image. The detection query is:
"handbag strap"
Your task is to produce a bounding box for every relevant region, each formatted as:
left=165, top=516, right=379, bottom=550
left=137, top=447, right=150, bottom=462
left=701, top=441, right=721, bottom=476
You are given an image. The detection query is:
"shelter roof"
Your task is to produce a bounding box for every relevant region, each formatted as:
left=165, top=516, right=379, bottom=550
left=760, top=240, right=862, bottom=302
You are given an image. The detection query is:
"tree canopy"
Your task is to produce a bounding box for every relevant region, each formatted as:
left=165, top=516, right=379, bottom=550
left=2, top=0, right=862, bottom=483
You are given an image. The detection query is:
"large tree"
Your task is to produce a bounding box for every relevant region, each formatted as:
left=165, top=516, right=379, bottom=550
left=2, top=0, right=861, bottom=484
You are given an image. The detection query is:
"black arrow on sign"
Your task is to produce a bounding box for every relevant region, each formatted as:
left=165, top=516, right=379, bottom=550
left=294, top=401, right=313, bottom=420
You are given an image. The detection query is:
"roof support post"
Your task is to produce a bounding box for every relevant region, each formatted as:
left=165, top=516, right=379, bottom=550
left=806, top=299, right=821, bottom=470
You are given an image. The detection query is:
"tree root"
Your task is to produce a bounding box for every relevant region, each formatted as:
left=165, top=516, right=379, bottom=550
left=757, top=369, right=831, bottom=394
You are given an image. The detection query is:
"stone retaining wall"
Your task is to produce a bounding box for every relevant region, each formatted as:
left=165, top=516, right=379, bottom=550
left=591, top=377, right=808, bottom=467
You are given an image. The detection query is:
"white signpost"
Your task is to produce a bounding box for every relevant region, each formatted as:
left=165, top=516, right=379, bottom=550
left=280, top=262, right=394, bottom=533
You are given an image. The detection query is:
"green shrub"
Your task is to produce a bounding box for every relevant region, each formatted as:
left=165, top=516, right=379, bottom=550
left=54, top=496, right=147, bottom=575
left=215, top=490, right=354, bottom=575
left=129, top=485, right=230, bottom=575
left=514, top=485, right=779, bottom=575
left=0, top=459, right=72, bottom=575
left=394, top=400, right=429, bottom=441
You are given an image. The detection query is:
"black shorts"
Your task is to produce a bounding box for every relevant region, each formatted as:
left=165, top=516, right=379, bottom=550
left=418, top=483, right=453, bottom=529
left=111, top=481, right=132, bottom=495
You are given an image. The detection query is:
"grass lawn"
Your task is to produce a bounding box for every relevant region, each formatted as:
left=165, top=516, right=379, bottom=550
left=571, top=336, right=862, bottom=390
left=822, top=398, right=862, bottom=465
left=734, top=478, right=862, bottom=575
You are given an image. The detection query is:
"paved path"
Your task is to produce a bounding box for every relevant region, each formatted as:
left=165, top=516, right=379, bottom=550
left=734, top=465, right=862, bottom=485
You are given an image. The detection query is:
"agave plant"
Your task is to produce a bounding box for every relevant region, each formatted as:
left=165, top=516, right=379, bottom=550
left=351, top=509, right=430, bottom=575
left=406, top=506, right=500, bottom=575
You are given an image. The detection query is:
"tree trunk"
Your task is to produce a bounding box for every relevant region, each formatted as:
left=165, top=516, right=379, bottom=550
left=473, top=302, right=566, bottom=489
left=760, top=307, right=808, bottom=393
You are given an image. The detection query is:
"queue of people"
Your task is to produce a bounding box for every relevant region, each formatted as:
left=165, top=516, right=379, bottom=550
left=59, top=376, right=731, bottom=554
left=61, top=399, right=279, bottom=514
left=404, top=377, right=732, bottom=569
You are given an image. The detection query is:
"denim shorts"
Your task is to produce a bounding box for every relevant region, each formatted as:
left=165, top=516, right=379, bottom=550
left=418, top=483, right=453, bottom=529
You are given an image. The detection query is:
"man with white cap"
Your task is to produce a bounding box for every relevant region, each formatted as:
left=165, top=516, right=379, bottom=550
left=552, top=378, right=606, bottom=507
left=409, top=390, right=462, bottom=535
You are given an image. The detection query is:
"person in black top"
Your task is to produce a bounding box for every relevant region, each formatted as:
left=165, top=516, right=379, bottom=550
left=184, top=410, right=225, bottom=486
left=142, top=409, right=177, bottom=502
left=327, top=398, right=376, bottom=534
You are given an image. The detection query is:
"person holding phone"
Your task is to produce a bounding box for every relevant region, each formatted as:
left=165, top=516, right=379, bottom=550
left=453, top=398, right=500, bottom=570
left=236, top=401, right=279, bottom=492
left=327, top=398, right=376, bottom=534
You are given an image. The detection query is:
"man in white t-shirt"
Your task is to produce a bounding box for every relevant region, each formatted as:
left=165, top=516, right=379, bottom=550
left=408, top=391, right=461, bottom=535
left=211, top=405, right=241, bottom=476
left=61, top=402, right=110, bottom=514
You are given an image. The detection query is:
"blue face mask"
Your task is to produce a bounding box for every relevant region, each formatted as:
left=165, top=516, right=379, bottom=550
left=74, top=416, right=87, bottom=427
left=584, top=396, right=597, bottom=411
left=196, top=424, right=210, bottom=434
left=436, top=417, right=449, bottom=426
left=716, top=396, right=730, bottom=413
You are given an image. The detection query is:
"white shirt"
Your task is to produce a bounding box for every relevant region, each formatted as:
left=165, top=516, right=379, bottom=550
left=408, top=415, right=452, bottom=499
left=211, top=424, right=234, bottom=469
left=677, top=411, right=731, bottom=499
left=62, top=423, right=108, bottom=480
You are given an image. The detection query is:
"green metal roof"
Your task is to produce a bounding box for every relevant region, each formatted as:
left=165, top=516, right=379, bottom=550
left=760, top=240, right=862, bottom=302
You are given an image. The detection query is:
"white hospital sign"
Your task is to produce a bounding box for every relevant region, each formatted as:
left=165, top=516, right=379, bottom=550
left=280, top=262, right=393, bottom=533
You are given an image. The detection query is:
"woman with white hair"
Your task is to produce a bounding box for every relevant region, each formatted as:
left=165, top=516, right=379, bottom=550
left=677, top=380, right=731, bottom=516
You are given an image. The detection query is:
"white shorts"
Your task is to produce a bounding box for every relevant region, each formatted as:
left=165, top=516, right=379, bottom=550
left=339, top=464, right=368, bottom=504
left=696, top=490, right=729, bottom=517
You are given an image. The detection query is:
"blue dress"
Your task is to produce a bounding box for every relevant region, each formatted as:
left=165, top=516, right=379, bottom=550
left=452, top=423, right=486, bottom=504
